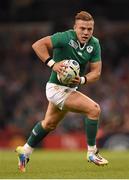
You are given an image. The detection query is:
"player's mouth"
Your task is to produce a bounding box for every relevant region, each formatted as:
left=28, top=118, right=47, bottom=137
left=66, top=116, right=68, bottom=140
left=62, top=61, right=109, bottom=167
left=82, top=36, right=88, bottom=40
left=81, top=36, right=89, bottom=42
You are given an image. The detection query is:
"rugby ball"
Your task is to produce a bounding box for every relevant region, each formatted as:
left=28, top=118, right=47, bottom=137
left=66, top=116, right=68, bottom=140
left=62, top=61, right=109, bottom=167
left=57, top=59, right=80, bottom=85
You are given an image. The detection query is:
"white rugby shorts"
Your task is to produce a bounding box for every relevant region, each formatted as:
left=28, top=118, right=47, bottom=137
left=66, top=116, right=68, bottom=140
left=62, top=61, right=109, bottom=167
left=46, top=83, right=77, bottom=110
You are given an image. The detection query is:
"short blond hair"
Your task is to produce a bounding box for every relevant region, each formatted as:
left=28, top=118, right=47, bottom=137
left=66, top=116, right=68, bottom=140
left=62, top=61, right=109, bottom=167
left=75, top=11, right=94, bottom=22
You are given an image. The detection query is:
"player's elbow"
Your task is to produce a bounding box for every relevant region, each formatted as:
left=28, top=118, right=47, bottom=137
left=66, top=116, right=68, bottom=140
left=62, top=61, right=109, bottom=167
left=93, top=72, right=101, bottom=81
left=32, top=36, right=51, bottom=51
left=32, top=41, right=38, bottom=51
left=96, top=72, right=101, bottom=80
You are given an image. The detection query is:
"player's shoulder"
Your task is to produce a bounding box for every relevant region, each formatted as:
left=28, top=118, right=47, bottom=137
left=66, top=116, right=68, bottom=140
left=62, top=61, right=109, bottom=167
left=65, top=29, right=75, bottom=34
left=90, top=36, right=100, bottom=44
left=52, top=29, right=75, bottom=39
left=62, top=29, right=76, bottom=38
left=59, top=29, right=76, bottom=41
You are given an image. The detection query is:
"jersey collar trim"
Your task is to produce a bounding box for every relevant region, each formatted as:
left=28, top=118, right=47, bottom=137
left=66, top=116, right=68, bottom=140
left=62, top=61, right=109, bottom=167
left=77, top=40, right=87, bottom=50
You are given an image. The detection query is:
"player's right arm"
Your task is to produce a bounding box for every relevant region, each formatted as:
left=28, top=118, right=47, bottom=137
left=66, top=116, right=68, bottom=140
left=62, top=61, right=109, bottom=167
left=32, top=36, right=54, bottom=63
left=32, top=36, right=65, bottom=74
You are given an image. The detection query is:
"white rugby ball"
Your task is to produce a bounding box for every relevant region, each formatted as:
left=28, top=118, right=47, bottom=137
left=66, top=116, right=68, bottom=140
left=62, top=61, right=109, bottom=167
left=57, top=59, right=80, bottom=85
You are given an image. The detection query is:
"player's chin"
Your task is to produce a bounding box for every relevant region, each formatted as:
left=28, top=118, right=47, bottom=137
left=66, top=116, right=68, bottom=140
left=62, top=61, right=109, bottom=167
left=80, top=39, right=88, bottom=44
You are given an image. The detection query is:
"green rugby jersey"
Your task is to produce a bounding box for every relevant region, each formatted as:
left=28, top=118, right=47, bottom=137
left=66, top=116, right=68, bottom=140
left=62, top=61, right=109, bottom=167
left=49, top=29, right=101, bottom=86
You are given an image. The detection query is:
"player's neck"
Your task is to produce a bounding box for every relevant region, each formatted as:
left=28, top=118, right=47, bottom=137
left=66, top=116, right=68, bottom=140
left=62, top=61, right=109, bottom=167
left=77, top=40, right=87, bottom=50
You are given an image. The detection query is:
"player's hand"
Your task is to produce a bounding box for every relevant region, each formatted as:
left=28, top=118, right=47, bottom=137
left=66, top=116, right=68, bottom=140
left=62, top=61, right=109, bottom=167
left=52, top=61, right=67, bottom=75
left=69, top=76, right=87, bottom=85
left=69, top=76, right=81, bottom=85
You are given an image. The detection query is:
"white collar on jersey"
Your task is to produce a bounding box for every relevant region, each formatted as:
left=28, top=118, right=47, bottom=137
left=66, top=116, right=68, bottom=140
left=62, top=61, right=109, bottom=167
left=77, top=40, right=87, bottom=50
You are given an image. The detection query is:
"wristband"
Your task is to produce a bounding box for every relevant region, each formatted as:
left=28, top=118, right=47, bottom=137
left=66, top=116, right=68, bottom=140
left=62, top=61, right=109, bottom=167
left=80, top=76, right=87, bottom=85
left=45, top=57, right=55, bottom=68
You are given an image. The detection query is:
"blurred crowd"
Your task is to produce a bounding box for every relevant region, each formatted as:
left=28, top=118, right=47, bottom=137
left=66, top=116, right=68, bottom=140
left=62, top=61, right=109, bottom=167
left=0, top=20, right=129, bottom=148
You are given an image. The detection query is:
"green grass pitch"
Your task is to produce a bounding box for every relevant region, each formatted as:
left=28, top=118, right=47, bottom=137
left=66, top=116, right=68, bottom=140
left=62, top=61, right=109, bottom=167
left=0, top=149, right=129, bottom=179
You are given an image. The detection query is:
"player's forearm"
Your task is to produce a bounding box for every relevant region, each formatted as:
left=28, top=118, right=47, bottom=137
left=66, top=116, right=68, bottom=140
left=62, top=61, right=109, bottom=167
left=32, top=36, right=53, bottom=64
left=85, top=71, right=101, bottom=84
left=32, top=42, right=50, bottom=63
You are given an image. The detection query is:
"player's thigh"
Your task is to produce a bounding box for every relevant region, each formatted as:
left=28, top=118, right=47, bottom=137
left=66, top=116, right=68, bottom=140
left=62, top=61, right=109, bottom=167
left=64, top=90, right=98, bottom=114
left=43, top=102, right=67, bottom=125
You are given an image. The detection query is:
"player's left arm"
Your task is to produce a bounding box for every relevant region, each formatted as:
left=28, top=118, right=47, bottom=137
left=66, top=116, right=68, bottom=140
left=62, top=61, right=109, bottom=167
left=71, top=61, right=102, bottom=85
left=85, top=38, right=102, bottom=84
left=84, top=61, right=102, bottom=84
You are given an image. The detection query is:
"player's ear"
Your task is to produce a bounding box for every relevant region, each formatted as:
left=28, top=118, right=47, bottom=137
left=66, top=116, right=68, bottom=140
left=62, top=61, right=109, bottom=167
left=73, top=24, right=76, bottom=30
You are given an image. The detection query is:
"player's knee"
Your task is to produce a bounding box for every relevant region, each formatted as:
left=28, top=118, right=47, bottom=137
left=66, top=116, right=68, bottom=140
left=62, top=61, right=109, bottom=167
left=43, top=121, right=57, bottom=131
left=88, top=103, right=101, bottom=119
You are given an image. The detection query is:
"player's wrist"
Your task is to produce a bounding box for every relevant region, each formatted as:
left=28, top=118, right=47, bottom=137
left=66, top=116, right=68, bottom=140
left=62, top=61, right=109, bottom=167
left=45, top=57, right=56, bottom=68
left=80, top=76, right=87, bottom=85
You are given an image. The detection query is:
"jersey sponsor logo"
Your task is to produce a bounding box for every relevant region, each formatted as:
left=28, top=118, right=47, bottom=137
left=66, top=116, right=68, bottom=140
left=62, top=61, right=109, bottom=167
left=77, top=51, right=82, bottom=56
left=69, top=40, right=78, bottom=49
left=32, top=129, right=37, bottom=136
left=86, top=45, right=93, bottom=53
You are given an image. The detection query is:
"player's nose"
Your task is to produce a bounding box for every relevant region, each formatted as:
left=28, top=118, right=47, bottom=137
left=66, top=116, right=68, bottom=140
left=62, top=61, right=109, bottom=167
left=83, top=29, right=88, bottom=35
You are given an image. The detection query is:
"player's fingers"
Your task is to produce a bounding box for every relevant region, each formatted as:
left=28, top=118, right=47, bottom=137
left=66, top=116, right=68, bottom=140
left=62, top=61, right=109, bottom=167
left=58, top=68, right=65, bottom=75
left=72, top=76, right=80, bottom=82
left=60, top=61, right=68, bottom=67
left=61, top=64, right=68, bottom=69
left=69, top=78, right=80, bottom=85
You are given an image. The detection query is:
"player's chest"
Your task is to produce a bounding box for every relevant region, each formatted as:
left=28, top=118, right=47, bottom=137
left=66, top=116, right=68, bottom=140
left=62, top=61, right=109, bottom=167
left=65, top=40, right=94, bottom=64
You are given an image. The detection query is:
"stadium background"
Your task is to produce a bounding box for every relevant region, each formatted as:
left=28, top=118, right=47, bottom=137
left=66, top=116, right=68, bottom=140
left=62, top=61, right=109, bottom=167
left=0, top=0, right=129, bottom=150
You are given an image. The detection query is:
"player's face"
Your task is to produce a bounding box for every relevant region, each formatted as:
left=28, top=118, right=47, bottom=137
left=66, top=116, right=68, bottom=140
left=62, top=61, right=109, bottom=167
left=74, top=20, right=94, bottom=44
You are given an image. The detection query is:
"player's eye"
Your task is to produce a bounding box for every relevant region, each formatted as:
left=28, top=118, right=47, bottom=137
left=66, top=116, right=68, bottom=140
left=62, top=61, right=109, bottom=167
left=88, top=28, right=92, bottom=31
left=80, top=27, right=85, bottom=31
